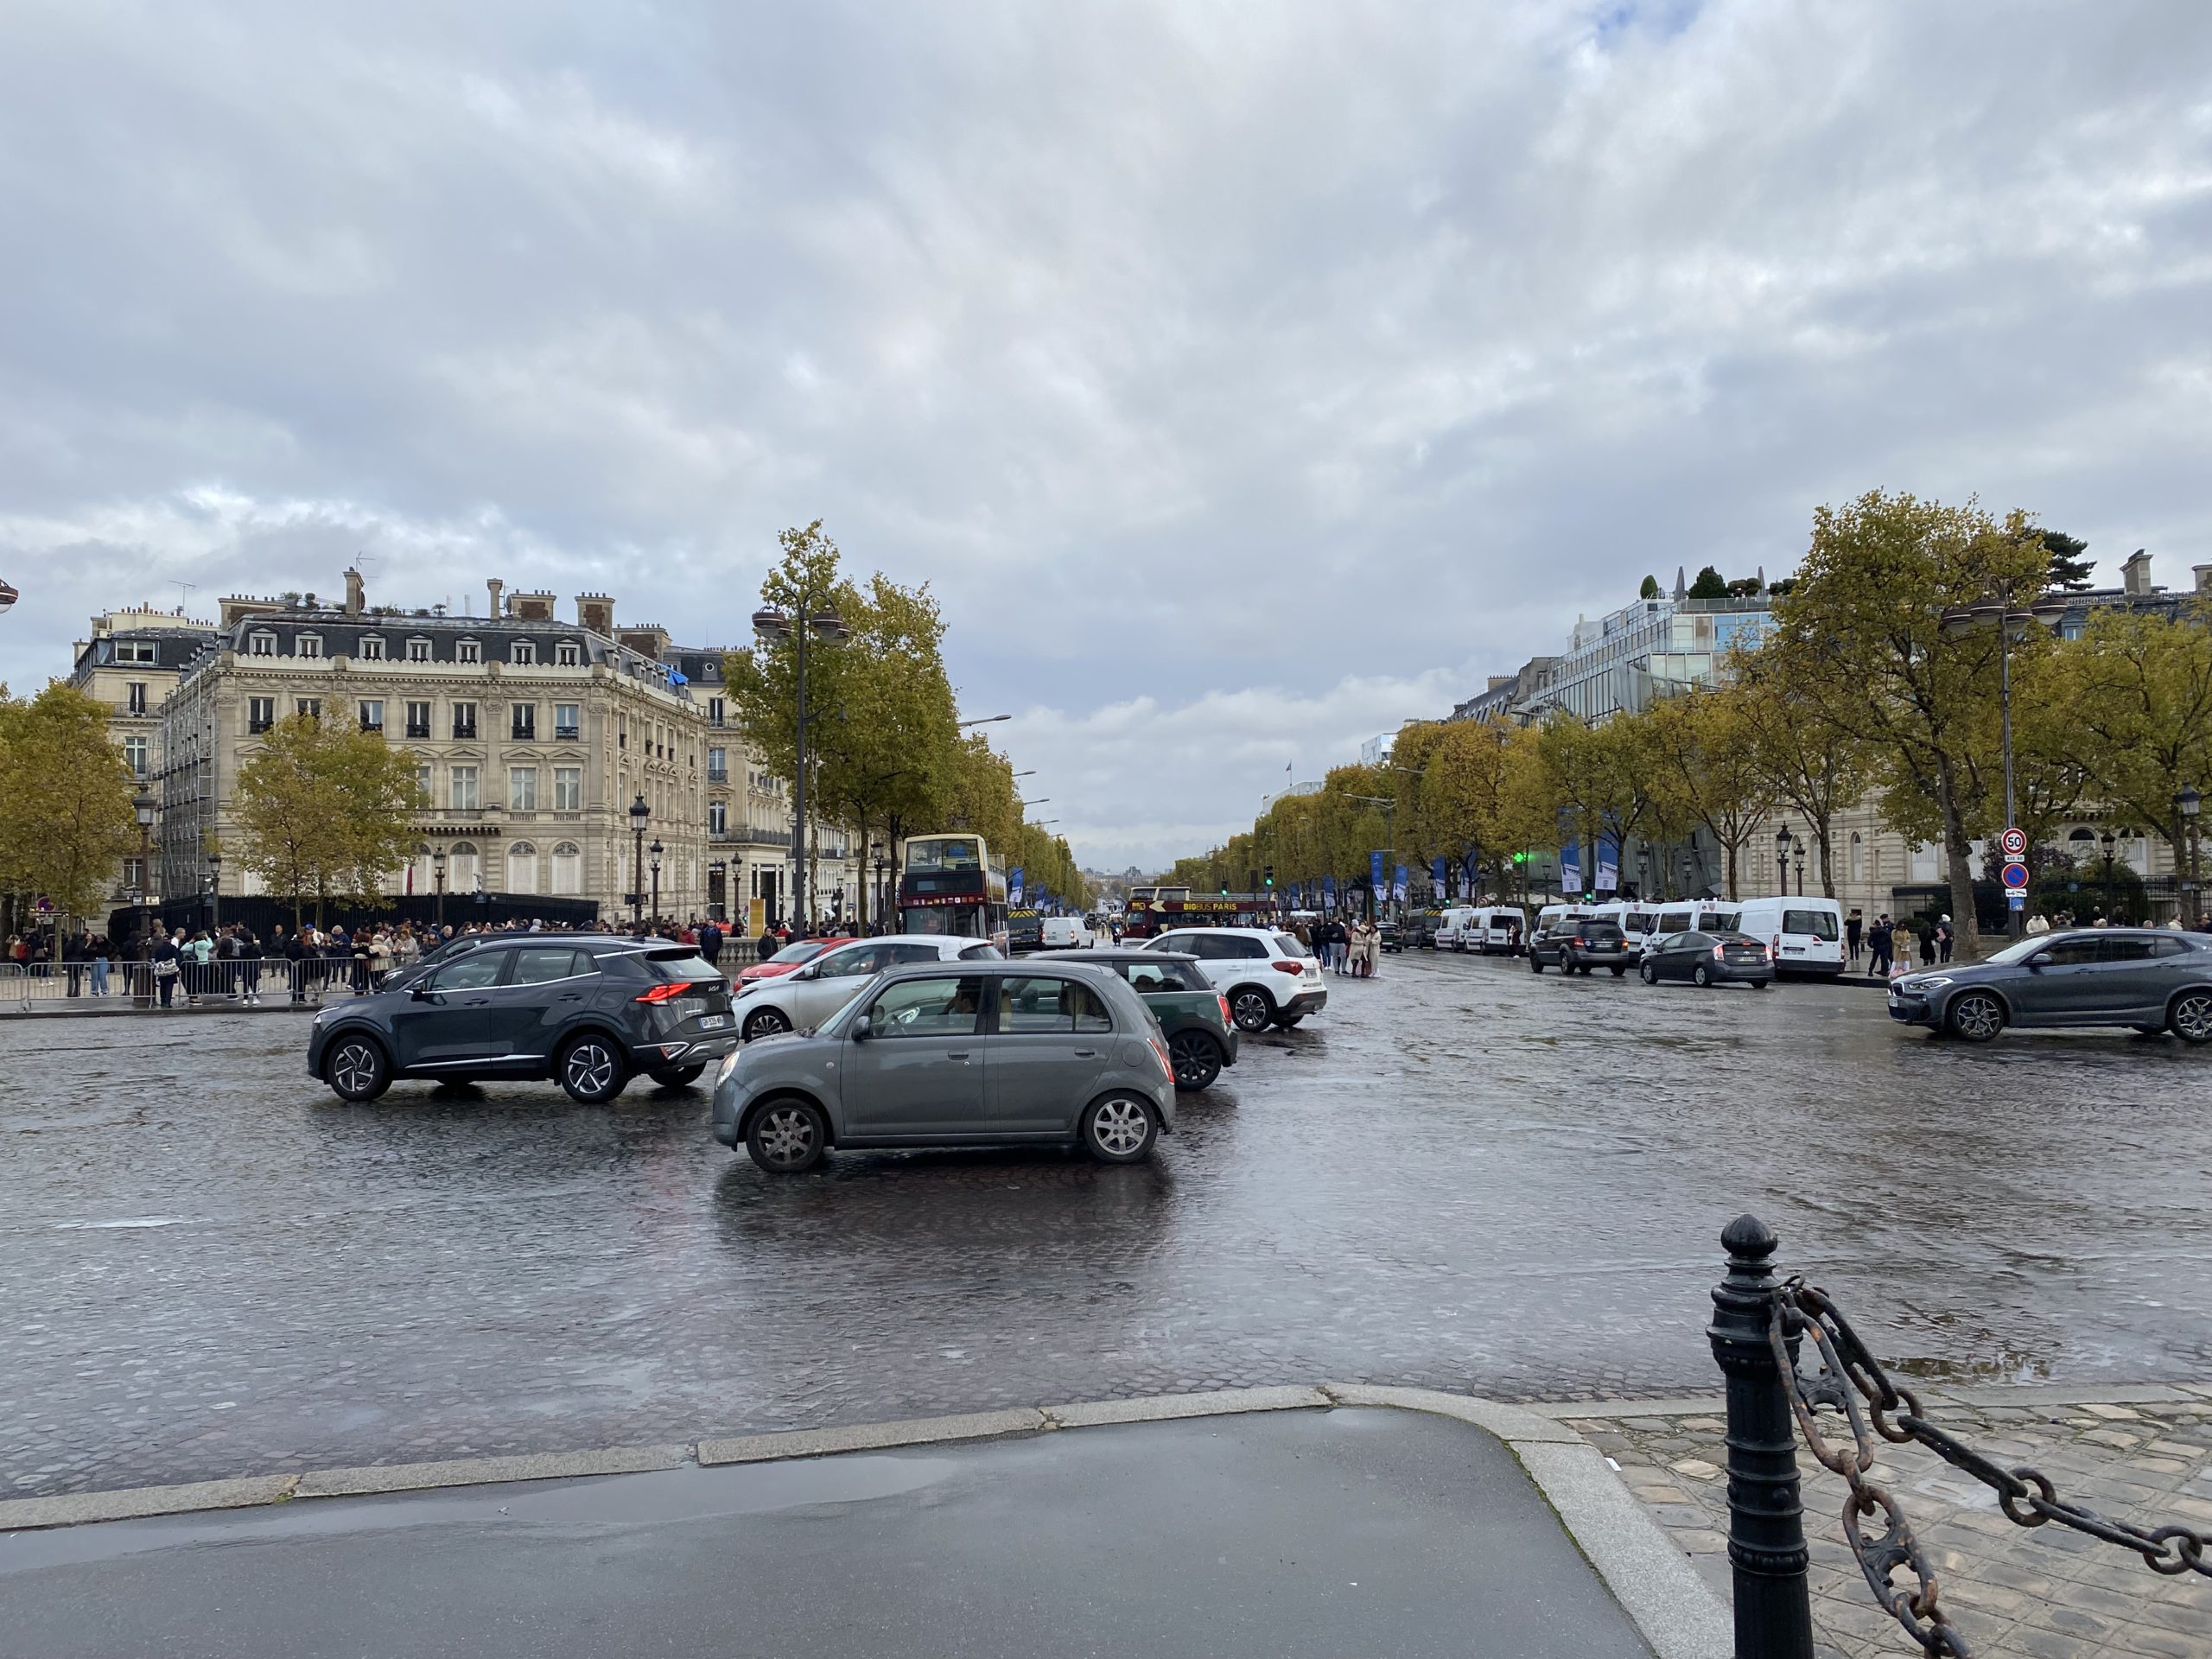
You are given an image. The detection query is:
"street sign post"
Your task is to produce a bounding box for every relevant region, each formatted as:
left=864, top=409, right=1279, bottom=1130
left=2001, top=861, right=2031, bottom=891
left=2001, top=827, right=2027, bottom=859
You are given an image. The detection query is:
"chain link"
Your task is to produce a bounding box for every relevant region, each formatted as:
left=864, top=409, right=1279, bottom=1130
left=1768, top=1277, right=2210, bottom=1656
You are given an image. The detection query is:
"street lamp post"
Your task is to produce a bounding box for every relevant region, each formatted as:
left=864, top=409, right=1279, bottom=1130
left=648, top=838, right=664, bottom=929
left=132, top=792, right=156, bottom=1003
left=628, top=793, right=649, bottom=931
left=871, top=842, right=888, bottom=934
left=2100, top=830, right=2117, bottom=923
left=754, top=601, right=850, bottom=936
left=2177, top=786, right=2202, bottom=928
left=1681, top=849, right=1697, bottom=900
left=207, top=852, right=221, bottom=929
left=708, top=858, right=727, bottom=924
left=1792, top=845, right=1806, bottom=898
left=1774, top=825, right=1793, bottom=898
left=432, top=849, right=448, bottom=931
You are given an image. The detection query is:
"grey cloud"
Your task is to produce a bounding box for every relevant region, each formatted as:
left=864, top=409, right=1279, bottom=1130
left=3, top=0, right=2209, bottom=867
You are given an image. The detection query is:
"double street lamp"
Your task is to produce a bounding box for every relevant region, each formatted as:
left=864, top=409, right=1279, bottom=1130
left=432, top=848, right=448, bottom=929
left=1773, top=825, right=1805, bottom=897
left=649, top=837, right=664, bottom=928
left=207, top=852, right=222, bottom=928
left=754, top=600, right=850, bottom=935
left=2177, top=786, right=2202, bottom=928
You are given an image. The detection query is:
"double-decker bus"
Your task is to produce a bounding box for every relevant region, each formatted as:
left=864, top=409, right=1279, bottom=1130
left=898, top=834, right=1010, bottom=951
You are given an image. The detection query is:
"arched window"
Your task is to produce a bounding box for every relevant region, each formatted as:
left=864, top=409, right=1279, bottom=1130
left=410, top=842, right=434, bottom=896
left=1849, top=833, right=1864, bottom=883
left=508, top=842, right=538, bottom=895
left=551, top=842, right=582, bottom=895
left=450, top=840, right=481, bottom=893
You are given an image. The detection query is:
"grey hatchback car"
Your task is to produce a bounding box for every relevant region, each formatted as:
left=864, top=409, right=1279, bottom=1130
left=711, top=960, right=1178, bottom=1172
left=1887, top=927, right=2212, bottom=1043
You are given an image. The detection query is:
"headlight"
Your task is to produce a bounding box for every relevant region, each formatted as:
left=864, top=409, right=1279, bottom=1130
left=717, top=1048, right=741, bottom=1085
left=312, top=1007, right=327, bottom=1025
left=1909, top=976, right=1953, bottom=990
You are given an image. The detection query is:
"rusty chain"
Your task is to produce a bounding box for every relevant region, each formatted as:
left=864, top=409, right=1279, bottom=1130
left=1767, top=1278, right=2209, bottom=1656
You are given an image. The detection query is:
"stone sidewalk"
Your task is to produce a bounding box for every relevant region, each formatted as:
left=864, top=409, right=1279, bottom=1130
left=1556, top=1384, right=2212, bottom=1658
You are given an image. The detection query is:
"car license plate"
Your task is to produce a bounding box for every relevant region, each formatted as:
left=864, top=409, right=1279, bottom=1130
left=698, top=1012, right=730, bottom=1030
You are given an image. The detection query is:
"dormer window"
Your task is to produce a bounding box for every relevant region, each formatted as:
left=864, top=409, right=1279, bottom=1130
left=118, top=640, right=157, bottom=664
left=250, top=631, right=276, bottom=657
left=297, top=633, right=322, bottom=659
left=359, top=635, right=385, bottom=661
left=457, top=638, right=480, bottom=664
left=556, top=641, right=580, bottom=666
left=511, top=640, right=535, bottom=665
left=407, top=637, right=431, bottom=662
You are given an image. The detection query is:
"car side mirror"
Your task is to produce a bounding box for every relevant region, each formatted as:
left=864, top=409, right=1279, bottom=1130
left=411, top=982, right=432, bottom=1000
left=851, top=1015, right=872, bottom=1040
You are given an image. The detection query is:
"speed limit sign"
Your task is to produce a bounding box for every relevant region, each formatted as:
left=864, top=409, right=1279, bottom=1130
left=2000, top=826, right=2027, bottom=858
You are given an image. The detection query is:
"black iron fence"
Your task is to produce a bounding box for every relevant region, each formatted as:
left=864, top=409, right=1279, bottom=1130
left=1713, top=1216, right=2207, bottom=1656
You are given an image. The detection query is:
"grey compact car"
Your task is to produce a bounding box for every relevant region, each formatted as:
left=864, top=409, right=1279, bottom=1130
left=1887, top=927, right=2212, bottom=1043
left=711, top=960, right=1178, bottom=1172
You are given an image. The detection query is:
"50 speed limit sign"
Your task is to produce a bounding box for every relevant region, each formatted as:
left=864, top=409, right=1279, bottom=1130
left=2000, top=826, right=2028, bottom=859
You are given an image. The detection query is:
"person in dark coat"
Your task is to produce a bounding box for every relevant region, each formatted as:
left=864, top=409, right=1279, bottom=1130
left=149, top=932, right=181, bottom=1009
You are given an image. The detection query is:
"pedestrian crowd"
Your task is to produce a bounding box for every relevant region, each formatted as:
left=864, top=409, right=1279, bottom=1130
left=1287, top=915, right=1382, bottom=978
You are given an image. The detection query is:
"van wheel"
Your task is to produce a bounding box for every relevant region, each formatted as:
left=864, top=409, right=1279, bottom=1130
left=326, top=1035, right=390, bottom=1103
left=1081, top=1094, right=1158, bottom=1163
left=1693, top=964, right=1713, bottom=988
left=1947, top=991, right=2005, bottom=1043
left=559, top=1035, right=629, bottom=1103
left=2168, top=990, right=2212, bottom=1046
left=1228, top=988, right=1274, bottom=1033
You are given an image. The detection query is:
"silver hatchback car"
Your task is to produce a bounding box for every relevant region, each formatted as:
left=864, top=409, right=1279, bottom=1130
left=712, top=960, right=1178, bottom=1172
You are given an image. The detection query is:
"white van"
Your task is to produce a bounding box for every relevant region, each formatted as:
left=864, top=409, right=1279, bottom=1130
left=1590, top=899, right=1661, bottom=941
left=1437, top=907, right=1481, bottom=950
left=1730, top=896, right=1846, bottom=976
left=1438, top=906, right=1528, bottom=954
left=1639, top=900, right=1742, bottom=956
left=1040, top=915, right=1095, bottom=950
left=1534, top=903, right=1594, bottom=945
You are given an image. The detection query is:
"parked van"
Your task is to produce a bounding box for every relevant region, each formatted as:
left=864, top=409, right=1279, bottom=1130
left=1437, top=907, right=1482, bottom=950
left=1469, top=906, right=1529, bottom=954
left=1639, top=900, right=1743, bottom=956
left=1040, top=915, right=1095, bottom=950
left=1533, top=903, right=1594, bottom=949
left=1730, top=896, right=1846, bottom=976
left=1590, top=900, right=1661, bottom=941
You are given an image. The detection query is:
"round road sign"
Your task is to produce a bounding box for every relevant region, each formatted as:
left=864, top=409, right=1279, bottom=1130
left=2000, top=827, right=2028, bottom=858
left=2001, top=861, right=2031, bottom=891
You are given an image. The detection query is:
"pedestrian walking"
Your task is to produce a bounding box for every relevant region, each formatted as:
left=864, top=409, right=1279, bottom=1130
left=1936, top=915, right=1954, bottom=964
left=89, top=935, right=111, bottom=997
left=1916, top=918, right=1937, bottom=969
left=1845, top=908, right=1863, bottom=967
left=238, top=926, right=263, bottom=1004
left=150, top=933, right=181, bottom=1008
left=1866, top=914, right=1892, bottom=977
left=63, top=931, right=86, bottom=997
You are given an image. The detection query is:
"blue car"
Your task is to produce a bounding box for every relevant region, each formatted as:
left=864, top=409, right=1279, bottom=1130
left=1886, top=928, right=2212, bottom=1043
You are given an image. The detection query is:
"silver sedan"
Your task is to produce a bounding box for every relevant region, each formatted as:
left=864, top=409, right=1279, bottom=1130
left=712, top=961, right=1179, bottom=1172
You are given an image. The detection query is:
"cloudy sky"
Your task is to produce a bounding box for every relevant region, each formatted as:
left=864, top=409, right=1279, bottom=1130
left=3, top=2, right=2209, bottom=870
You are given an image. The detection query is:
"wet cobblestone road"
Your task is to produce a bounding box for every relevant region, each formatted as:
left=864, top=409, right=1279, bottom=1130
left=5, top=950, right=2210, bottom=1497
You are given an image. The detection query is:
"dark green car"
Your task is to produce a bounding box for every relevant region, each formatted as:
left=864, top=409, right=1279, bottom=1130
left=1033, top=949, right=1238, bottom=1090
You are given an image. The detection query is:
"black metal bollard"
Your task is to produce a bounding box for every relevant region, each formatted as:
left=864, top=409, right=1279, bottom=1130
left=1709, top=1214, right=1815, bottom=1659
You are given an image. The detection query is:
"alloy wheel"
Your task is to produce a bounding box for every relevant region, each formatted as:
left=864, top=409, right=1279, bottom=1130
left=755, top=1105, right=819, bottom=1168
left=1640, top=963, right=1657, bottom=985
left=2171, top=991, right=2212, bottom=1045
left=1949, top=992, right=2004, bottom=1043
left=743, top=1007, right=791, bottom=1042
left=1089, top=1097, right=1152, bottom=1157
left=565, top=1042, right=617, bottom=1097
left=1693, top=964, right=1712, bottom=988
left=331, top=1041, right=383, bottom=1098
left=1168, top=1031, right=1221, bottom=1089
left=1230, top=991, right=1271, bottom=1033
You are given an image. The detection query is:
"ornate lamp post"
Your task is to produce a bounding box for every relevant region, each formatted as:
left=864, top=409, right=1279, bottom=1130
left=1774, top=825, right=1793, bottom=898
left=432, top=848, right=448, bottom=931
left=132, top=791, right=156, bottom=1005
left=1792, top=842, right=1806, bottom=898
left=871, top=841, right=888, bottom=934
left=2177, top=786, right=2202, bottom=928
left=708, top=858, right=727, bottom=923
left=1681, top=848, right=1697, bottom=900
left=753, top=598, right=849, bottom=936
left=648, top=837, right=664, bottom=929
left=2100, top=830, right=2117, bottom=922
left=628, top=793, right=649, bottom=931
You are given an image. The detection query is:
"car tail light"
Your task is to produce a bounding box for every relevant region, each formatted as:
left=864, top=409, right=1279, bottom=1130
left=1772, top=934, right=1783, bottom=957
left=1217, top=995, right=1232, bottom=1027
left=1713, top=943, right=1727, bottom=961
left=634, top=982, right=688, bottom=1004
left=1147, top=1034, right=1173, bottom=1078
left=1573, top=937, right=1586, bottom=948
left=1271, top=960, right=1304, bottom=975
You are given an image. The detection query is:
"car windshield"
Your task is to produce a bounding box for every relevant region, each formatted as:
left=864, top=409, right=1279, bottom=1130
left=768, top=940, right=832, bottom=964
left=1985, top=934, right=2052, bottom=965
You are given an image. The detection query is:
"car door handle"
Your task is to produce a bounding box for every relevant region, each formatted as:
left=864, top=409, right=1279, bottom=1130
left=1073, top=1049, right=1099, bottom=1058
left=945, top=1052, right=972, bottom=1062
left=465, top=996, right=493, bottom=1006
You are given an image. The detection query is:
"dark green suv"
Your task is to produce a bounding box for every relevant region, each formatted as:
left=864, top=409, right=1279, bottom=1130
left=1033, top=949, right=1238, bottom=1090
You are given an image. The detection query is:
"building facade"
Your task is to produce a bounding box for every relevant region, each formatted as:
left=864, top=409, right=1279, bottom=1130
left=139, top=571, right=855, bottom=927
left=68, top=605, right=220, bottom=900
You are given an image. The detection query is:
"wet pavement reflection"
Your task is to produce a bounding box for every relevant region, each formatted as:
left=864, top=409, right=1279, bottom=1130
left=4, top=950, right=2209, bottom=1497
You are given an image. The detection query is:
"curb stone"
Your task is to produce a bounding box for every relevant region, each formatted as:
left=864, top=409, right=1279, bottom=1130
left=696, top=1408, right=1048, bottom=1465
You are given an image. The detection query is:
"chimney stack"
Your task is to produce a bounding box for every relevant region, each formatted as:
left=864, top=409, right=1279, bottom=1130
left=577, top=593, right=614, bottom=635
left=487, top=578, right=505, bottom=619
left=2120, top=550, right=2153, bottom=596
left=343, top=567, right=365, bottom=616
left=2194, top=565, right=2212, bottom=595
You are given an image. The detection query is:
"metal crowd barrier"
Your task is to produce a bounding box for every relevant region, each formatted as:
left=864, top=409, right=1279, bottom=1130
left=1, top=957, right=381, bottom=1011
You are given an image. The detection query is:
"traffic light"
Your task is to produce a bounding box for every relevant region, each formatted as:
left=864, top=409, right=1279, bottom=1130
left=1220, top=878, right=1230, bottom=895
left=1263, top=866, right=1274, bottom=887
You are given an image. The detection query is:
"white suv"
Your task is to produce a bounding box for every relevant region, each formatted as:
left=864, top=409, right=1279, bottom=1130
left=1145, top=927, right=1327, bottom=1033
left=734, top=933, right=1000, bottom=1041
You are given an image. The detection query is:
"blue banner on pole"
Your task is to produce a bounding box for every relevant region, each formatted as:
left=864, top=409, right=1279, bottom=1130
left=1597, top=836, right=1619, bottom=893
left=1370, top=850, right=1385, bottom=896
left=1393, top=864, right=1408, bottom=904
left=1323, top=875, right=1336, bottom=908
left=1560, top=844, right=1581, bottom=894
left=1431, top=856, right=1448, bottom=897
left=1008, top=867, right=1025, bottom=906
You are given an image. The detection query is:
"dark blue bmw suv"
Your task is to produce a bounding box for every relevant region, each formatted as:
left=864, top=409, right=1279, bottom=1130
left=307, top=935, right=734, bottom=1103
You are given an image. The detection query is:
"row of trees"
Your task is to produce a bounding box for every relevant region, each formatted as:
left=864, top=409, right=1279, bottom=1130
left=1170, top=493, right=2212, bottom=959
left=0, top=683, right=140, bottom=936
left=723, top=523, right=1089, bottom=920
